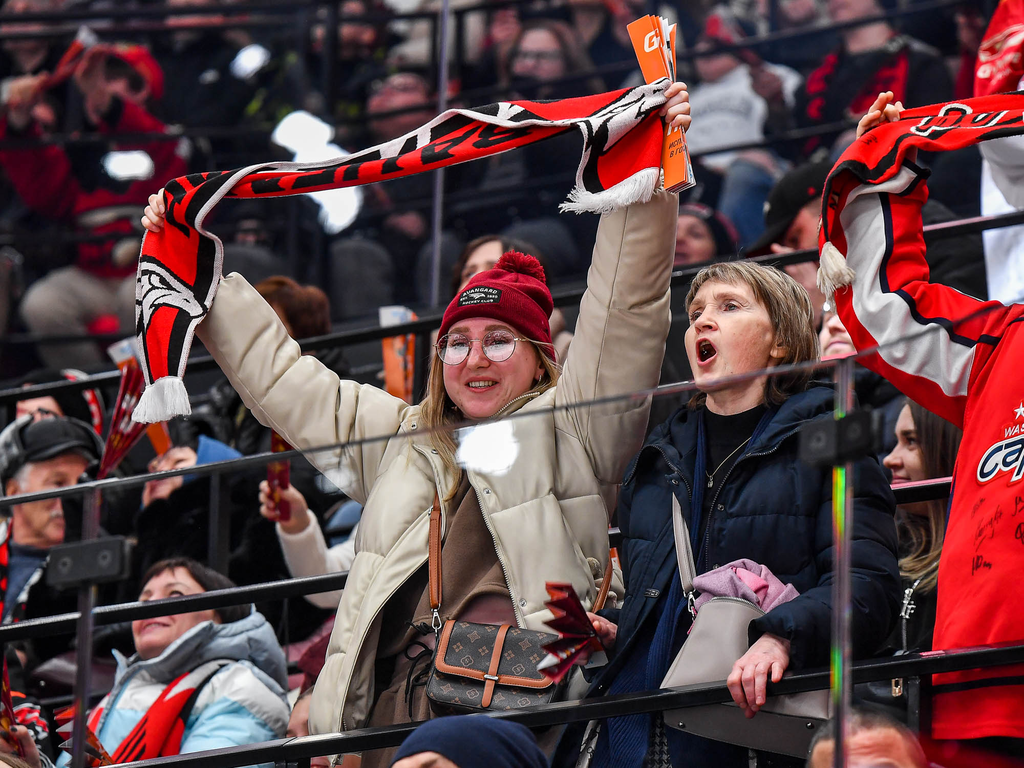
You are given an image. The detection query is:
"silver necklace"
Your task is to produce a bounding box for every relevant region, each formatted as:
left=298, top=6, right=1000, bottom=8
left=706, top=437, right=751, bottom=488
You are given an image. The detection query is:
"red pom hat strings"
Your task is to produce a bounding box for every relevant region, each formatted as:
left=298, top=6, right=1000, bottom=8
left=438, top=251, right=556, bottom=361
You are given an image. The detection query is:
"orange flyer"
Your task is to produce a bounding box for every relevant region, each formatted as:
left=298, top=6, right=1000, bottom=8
left=627, top=15, right=695, bottom=193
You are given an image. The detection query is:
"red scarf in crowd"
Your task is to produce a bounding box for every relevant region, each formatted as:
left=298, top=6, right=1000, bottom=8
left=131, top=82, right=672, bottom=423
left=975, top=0, right=1024, bottom=97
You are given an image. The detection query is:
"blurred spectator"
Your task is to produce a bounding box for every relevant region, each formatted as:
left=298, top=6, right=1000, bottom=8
left=132, top=434, right=297, bottom=618
left=391, top=717, right=547, bottom=768
left=258, top=480, right=353, bottom=610
left=151, top=0, right=263, bottom=162
left=0, top=416, right=100, bottom=614
left=287, top=689, right=330, bottom=768
left=356, top=72, right=439, bottom=305
left=953, top=6, right=987, bottom=99
left=6, top=368, right=105, bottom=435
left=807, top=709, right=928, bottom=768
left=0, top=0, right=71, bottom=126
left=0, top=415, right=101, bottom=667
left=315, top=0, right=389, bottom=146
left=197, top=275, right=348, bottom=455
left=819, top=305, right=902, bottom=460
left=790, top=0, right=953, bottom=159
left=756, top=0, right=840, bottom=72
left=565, top=0, right=635, bottom=81
left=385, top=0, right=486, bottom=72
left=468, top=20, right=603, bottom=273
left=59, top=558, right=288, bottom=765
left=686, top=9, right=802, bottom=248
left=505, top=19, right=604, bottom=99
left=0, top=44, right=188, bottom=369
left=746, top=160, right=832, bottom=321
left=674, top=203, right=739, bottom=266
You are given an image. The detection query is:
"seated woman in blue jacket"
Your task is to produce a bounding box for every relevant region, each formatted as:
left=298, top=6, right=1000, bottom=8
left=557, top=261, right=901, bottom=768
left=58, top=557, right=289, bottom=767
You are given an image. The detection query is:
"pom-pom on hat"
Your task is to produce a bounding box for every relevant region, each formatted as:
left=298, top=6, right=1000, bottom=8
left=438, top=250, right=555, bottom=361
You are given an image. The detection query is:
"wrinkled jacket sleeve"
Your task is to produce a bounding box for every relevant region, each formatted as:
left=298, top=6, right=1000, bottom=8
left=196, top=275, right=410, bottom=504
left=750, top=452, right=900, bottom=668
left=555, top=189, right=678, bottom=488
left=277, top=519, right=356, bottom=609
left=830, top=164, right=1012, bottom=429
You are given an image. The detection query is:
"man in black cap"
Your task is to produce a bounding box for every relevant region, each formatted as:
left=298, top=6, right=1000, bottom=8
left=748, top=158, right=988, bottom=330
left=0, top=415, right=101, bottom=624
left=747, top=160, right=832, bottom=325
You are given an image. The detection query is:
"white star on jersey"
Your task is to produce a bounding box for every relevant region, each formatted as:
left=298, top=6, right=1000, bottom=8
left=1015, top=403, right=1024, bottom=420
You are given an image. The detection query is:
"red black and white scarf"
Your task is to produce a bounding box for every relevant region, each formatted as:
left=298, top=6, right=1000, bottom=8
left=131, top=81, right=672, bottom=423
left=77, top=661, right=227, bottom=764
left=818, top=92, right=1024, bottom=298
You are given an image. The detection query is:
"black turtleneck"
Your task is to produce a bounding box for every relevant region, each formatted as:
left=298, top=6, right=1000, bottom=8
left=699, top=404, right=768, bottom=549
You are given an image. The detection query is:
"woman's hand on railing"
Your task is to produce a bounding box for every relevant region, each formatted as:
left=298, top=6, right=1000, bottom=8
left=259, top=479, right=311, bottom=535
left=726, top=632, right=791, bottom=719
left=660, top=82, right=691, bottom=133
left=588, top=612, right=617, bottom=650
left=142, top=189, right=167, bottom=233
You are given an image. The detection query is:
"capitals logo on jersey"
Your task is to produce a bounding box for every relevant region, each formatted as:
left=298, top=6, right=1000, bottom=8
left=978, top=402, right=1024, bottom=484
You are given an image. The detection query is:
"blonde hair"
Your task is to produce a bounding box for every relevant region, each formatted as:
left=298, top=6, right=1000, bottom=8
left=420, top=342, right=560, bottom=501
left=684, top=261, right=818, bottom=408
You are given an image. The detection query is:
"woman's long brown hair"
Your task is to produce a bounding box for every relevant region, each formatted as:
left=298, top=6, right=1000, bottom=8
left=897, top=400, right=962, bottom=592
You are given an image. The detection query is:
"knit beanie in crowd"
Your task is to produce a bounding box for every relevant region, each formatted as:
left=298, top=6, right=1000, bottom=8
left=390, top=716, right=547, bottom=768
left=438, top=251, right=555, bottom=361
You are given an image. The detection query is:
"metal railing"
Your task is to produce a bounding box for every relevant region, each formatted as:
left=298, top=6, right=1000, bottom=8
left=109, top=639, right=1024, bottom=768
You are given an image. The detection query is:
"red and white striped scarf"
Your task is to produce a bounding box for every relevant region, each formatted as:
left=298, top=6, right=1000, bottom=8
left=131, top=81, right=673, bottom=423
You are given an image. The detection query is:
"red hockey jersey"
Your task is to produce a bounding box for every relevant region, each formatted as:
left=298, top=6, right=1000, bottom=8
left=822, top=95, right=1024, bottom=739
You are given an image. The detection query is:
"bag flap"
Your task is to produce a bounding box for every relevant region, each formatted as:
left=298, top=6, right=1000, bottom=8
left=662, top=597, right=764, bottom=688
left=435, top=621, right=554, bottom=690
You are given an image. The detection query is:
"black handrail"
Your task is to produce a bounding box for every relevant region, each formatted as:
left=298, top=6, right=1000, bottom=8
left=113, top=640, right=1024, bottom=768
left=0, top=571, right=348, bottom=643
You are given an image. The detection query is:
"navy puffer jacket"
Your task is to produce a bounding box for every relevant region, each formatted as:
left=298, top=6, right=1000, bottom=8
left=603, top=385, right=901, bottom=683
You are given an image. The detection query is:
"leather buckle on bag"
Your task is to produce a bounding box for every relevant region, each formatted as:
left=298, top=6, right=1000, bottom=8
left=891, top=678, right=904, bottom=698
left=484, top=674, right=499, bottom=682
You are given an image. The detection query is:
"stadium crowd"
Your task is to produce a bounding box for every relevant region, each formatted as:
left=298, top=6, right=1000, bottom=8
left=0, top=0, right=1016, bottom=766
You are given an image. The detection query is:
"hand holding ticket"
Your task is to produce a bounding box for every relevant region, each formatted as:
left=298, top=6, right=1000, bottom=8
left=627, top=15, right=695, bottom=193
left=538, top=582, right=609, bottom=682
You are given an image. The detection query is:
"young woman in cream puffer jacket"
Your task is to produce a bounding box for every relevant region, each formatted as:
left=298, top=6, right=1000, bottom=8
left=186, top=186, right=680, bottom=738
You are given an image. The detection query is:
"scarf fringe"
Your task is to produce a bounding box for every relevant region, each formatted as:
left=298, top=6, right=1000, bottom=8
left=133, top=376, right=191, bottom=424
left=817, top=240, right=855, bottom=301
left=560, top=168, right=660, bottom=215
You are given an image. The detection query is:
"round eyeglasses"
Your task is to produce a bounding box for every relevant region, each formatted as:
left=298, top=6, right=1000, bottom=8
left=435, top=330, right=526, bottom=365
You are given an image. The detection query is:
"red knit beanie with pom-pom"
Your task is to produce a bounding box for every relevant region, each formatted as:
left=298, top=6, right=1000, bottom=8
left=438, top=251, right=555, bottom=361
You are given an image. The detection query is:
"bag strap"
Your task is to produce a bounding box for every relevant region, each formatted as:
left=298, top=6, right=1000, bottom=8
left=427, top=491, right=617, bottom=620
left=593, top=557, right=614, bottom=612
left=671, top=495, right=698, bottom=615
left=428, top=491, right=443, bottom=631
